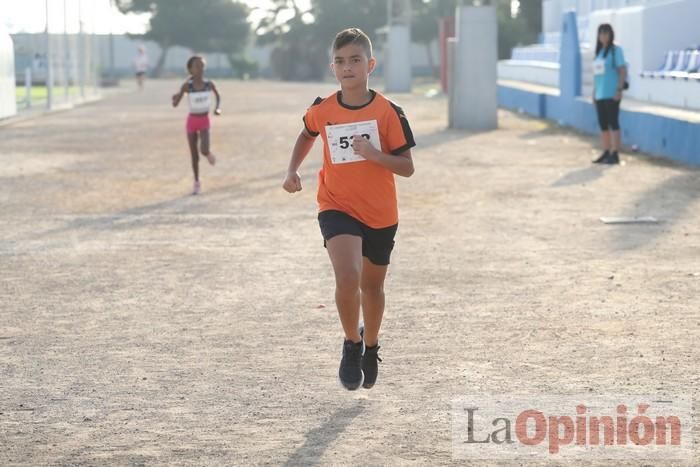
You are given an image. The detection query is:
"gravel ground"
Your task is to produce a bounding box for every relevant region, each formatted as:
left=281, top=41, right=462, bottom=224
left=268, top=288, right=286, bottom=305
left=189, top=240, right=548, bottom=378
left=1, top=79, right=698, bottom=466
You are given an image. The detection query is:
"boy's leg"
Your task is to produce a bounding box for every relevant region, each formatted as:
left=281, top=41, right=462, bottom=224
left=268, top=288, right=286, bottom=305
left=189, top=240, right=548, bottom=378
left=199, top=129, right=216, bottom=165
left=326, top=234, right=363, bottom=344
left=187, top=132, right=200, bottom=181
left=360, top=257, right=388, bottom=347
left=358, top=223, right=395, bottom=389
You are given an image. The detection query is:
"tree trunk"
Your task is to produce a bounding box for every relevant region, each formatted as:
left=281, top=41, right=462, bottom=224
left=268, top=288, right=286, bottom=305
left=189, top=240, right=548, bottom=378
left=425, top=41, right=437, bottom=78
left=225, top=53, right=236, bottom=77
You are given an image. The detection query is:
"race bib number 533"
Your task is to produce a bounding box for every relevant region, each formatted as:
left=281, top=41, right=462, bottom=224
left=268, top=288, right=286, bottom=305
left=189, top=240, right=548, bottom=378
left=325, top=120, right=380, bottom=164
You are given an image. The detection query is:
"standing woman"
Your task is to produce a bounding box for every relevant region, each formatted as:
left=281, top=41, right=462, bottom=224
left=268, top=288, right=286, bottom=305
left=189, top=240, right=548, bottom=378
left=592, top=23, right=627, bottom=165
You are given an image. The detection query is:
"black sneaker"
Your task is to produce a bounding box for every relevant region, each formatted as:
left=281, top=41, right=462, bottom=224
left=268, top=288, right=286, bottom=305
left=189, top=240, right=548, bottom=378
left=359, top=325, right=382, bottom=389
left=339, top=339, right=364, bottom=390
left=593, top=150, right=610, bottom=164
left=362, top=344, right=382, bottom=389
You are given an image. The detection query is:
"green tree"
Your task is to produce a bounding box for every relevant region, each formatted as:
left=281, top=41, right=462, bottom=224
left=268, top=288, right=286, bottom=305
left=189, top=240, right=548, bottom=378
left=495, top=0, right=540, bottom=59
left=411, top=0, right=460, bottom=76
left=190, top=1, right=251, bottom=74
left=310, top=0, right=388, bottom=50
left=519, top=0, right=543, bottom=42
left=116, top=0, right=251, bottom=76
left=410, top=0, right=541, bottom=61
left=256, top=0, right=388, bottom=81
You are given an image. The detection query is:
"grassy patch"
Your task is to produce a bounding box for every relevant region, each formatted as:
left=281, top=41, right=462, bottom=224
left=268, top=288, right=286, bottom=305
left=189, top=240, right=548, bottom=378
left=15, top=86, right=81, bottom=105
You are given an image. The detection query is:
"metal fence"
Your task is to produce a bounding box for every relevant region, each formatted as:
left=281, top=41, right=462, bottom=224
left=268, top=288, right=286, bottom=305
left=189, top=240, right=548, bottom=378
left=13, top=0, right=101, bottom=111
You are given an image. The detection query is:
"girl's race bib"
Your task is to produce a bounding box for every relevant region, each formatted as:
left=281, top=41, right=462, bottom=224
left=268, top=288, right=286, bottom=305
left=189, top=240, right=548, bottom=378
left=188, top=91, right=212, bottom=113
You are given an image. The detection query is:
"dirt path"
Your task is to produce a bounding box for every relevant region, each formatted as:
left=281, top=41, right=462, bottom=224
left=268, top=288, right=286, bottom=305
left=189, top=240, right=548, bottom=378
left=1, top=80, right=698, bottom=465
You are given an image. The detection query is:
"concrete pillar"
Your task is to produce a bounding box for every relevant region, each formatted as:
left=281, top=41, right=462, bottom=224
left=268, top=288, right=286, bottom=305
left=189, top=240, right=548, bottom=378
left=559, top=11, right=582, bottom=100
left=384, top=0, right=412, bottom=93
left=447, top=38, right=457, bottom=127
left=448, top=5, right=498, bottom=131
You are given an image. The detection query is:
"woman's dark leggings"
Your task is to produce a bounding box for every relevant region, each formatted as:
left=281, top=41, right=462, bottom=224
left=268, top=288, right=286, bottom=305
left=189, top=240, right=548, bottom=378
left=595, top=98, right=620, bottom=131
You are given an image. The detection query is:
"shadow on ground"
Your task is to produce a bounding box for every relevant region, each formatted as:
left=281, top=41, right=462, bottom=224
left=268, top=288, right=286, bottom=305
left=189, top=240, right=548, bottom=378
left=607, top=172, right=700, bottom=251
left=283, top=403, right=364, bottom=467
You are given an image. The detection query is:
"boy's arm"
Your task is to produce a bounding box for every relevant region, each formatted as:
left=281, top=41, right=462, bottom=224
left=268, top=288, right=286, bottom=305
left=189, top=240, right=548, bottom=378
left=210, top=81, right=222, bottom=114
left=351, top=137, right=414, bottom=178
left=172, top=82, right=187, bottom=107
left=283, top=129, right=317, bottom=193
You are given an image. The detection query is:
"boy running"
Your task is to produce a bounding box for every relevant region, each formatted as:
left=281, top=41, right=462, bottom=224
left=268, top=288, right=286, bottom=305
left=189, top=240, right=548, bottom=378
left=282, top=28, right=415, bottom=390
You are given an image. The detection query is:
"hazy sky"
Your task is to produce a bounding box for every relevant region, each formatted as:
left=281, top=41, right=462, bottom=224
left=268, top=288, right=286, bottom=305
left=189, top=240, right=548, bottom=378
left=3, top=0, right=311, bottom=34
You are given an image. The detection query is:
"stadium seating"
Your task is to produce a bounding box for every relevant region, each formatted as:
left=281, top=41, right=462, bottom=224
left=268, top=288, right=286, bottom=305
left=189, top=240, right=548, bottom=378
left=640, top=51, right=677, bottom=78
left=668, top=50, right=700, bottom=79
left=641, top=48, right=700, bottom=80
left=510, top=45, right=559, bottom=63
left=660, top=50, right=690, bottom=79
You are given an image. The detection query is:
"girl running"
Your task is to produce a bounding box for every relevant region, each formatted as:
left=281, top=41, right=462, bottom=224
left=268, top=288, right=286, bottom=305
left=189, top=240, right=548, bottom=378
left=172, top=56, right=221, bottom=195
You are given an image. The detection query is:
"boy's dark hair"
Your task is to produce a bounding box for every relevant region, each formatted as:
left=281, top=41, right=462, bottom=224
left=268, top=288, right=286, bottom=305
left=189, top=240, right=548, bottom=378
left=186, top=55, right=205, bottom=72
left=332, top=28, right=373, bottom=58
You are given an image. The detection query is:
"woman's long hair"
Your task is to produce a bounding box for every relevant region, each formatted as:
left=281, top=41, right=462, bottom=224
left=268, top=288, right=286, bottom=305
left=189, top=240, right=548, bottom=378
left=595, top=23, right=615, bottom=57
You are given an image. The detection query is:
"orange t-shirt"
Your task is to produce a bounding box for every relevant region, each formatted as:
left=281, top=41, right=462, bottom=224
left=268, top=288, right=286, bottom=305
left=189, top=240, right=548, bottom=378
left=303, top=90, right=415, bottom=229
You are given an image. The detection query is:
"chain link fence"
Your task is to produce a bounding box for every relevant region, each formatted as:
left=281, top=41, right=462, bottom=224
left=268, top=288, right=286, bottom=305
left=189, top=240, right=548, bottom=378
left=13, top=0, right=101, bottom=111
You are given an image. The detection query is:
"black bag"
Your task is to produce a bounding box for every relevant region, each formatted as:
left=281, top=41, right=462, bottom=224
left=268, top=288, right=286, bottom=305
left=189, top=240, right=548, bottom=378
left=611, top=46, right=630, bottom=90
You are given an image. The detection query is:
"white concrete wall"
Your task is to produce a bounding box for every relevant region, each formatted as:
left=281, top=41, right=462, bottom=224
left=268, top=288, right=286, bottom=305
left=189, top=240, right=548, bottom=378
left=0, top=27, right=17, bottom=119
left=95, top=36, right=267, bottom=75
left=586, top=6, right=646, bottom=97
left=12, top=33, right=441, bottom=79
left=525, top=0, right=700, bottom=109
left=611, top=6, right=644, bottom=80
left=639, top=0, right=700, bottom=71
left=586, top=0, right=700, bottom=104
left=498, top=61, right=560, bottom=88
left=546, top=0, right=690, bottom=44
left=636, top=78, right=700, bottom=110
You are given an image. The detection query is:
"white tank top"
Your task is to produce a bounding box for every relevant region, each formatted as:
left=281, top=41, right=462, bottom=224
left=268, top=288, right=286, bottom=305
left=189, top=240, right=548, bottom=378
left=187, top=79, right=212, bottom=113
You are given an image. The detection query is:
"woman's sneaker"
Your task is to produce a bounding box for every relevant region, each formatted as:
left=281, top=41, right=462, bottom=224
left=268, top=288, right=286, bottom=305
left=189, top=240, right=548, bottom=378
left=192, top=180, right=201, bottom=195
left=605, top=151, right=620, bottom=164
left=593, top=151, right=620, bottom=165
left=339, top=339, right=364, bottom=390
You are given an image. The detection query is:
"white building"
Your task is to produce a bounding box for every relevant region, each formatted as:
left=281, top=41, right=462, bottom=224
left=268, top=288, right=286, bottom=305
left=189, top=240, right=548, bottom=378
left=501, top=0, right=700, bottom=110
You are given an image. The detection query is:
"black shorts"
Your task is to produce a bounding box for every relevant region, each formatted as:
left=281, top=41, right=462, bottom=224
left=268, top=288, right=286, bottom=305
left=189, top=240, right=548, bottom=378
left=595, top=98, right=621, bottom=131
left=318, top=210, right=398, bottom=266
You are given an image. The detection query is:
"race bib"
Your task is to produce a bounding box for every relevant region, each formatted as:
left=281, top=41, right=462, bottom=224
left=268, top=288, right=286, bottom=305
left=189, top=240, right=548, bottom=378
left=189, top=91, right=212, bottom=113
left=325, top=120, right=381, bottom=164
left=593, top=58, right=606, bottom=76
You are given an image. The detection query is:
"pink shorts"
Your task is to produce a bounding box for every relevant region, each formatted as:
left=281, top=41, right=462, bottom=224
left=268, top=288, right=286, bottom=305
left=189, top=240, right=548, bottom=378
left=186, top=114, right=210, bottom=134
